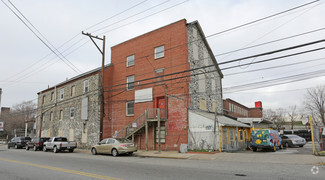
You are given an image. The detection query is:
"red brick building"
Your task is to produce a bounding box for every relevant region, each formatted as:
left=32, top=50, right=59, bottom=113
left=223, top=98, right=263, bottom=118
left=103, top=19, right=223, bottom=151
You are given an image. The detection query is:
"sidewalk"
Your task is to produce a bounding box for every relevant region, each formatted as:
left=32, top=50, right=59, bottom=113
left=133, top=150, right=325, bottom=165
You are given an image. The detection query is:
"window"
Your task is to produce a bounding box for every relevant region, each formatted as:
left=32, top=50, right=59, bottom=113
left=42, top=95, right=45, bottom=105
left=70, top=107, right=75, bottom=119
left=126, top=101, right=134, bottom=116
left=84, top=80, right=89, bottom=93
left=239, top=130, right=243, bottom=141
left=50, top=111, right=53, bottom=121
left=51, top=92, right=54, bottom=101
left=154, top=45, right=164, bottom=59
left=127, top=75, right=135, bottom=90
left=59, top=110, right=63, bottom=120
left=71, top=85, right=76, bottom=96
left=127, top=55, right=135, bottom=67
left=59, top=89, right=64, bottom=100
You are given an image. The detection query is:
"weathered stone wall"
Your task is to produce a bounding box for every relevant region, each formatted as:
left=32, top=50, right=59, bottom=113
left=187, top=23, right=223, bottom=114
left=36, top=73, right=100, bottom=149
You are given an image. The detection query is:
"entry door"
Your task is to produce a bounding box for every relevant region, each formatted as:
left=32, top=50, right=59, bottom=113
left=157, top=98, right=166, bottom=119
left=158, top=98, right=166, bottom=109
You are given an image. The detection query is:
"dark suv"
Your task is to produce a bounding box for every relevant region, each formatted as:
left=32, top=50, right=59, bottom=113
left=26, top=137, right=50, bottom=151
left=8, top=137, right=31, bottom=149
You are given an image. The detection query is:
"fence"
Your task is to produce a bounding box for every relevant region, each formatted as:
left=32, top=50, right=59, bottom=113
left=312, top=123, right=324, bottom=154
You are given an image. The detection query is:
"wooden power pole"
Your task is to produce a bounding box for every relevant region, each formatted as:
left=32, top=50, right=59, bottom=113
left=82, top=31, right=106, bottom=141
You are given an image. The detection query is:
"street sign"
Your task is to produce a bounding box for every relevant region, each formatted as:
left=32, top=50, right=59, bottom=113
left=0, top=121, right=4, bottom=131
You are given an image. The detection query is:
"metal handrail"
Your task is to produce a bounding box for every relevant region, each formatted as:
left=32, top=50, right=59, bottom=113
left=115, top=108, right=167, bottom=138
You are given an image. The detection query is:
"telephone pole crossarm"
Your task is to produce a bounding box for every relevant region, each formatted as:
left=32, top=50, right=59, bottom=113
left=82, top=31, right=104, bottom=55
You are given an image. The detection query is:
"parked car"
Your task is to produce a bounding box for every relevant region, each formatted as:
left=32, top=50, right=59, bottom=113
left=91, top=138, right=137, bottom=157
left=25, top=137, right=50, bottom=151
left=250, top=129, right=282, bottom=152
left=43, top=137, right=77, bottom=153
left=8, top=137, right=31, bottom=149
left=281, top=134, right=306, bottom=148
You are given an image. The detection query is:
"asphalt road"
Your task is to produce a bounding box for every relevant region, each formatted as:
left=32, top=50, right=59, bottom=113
left=0, top=145, right=324, bottom=180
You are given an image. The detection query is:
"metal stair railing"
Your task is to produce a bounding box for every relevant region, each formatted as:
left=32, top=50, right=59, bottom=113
left=114, top=108, right=167, bottom=139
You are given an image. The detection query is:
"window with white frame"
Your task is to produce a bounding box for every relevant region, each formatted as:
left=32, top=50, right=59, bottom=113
left=127, top=75, right=135, bottom=90
left=126, top=101, right=134, bottom=116
left=70, top=107, right=75, bottom=119
left=59, top=89, right=64, bottom=100
left=127, top=55, right=135, bottom=67
left=84, top=80, right=89, bottom=93
left=154, top=45, right=164, bottom=59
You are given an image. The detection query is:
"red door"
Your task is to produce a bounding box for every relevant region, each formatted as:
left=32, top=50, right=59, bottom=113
left=158, top=98, right=166, bottom=109
left=157, top=98, right=166, bottom=119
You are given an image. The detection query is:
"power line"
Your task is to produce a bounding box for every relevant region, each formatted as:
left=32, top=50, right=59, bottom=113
left=103, top=40, right=325, bottom=91
left=206, top=0, right=320, bottom=38
left=1, top=0, right=82, bottom=74
left=224, top=56, right=325, bottom=76
left=215, top=27, right=325, bottom=57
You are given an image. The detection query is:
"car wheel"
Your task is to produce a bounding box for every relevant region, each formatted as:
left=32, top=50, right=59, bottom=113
left=112, top=149, right=118, bottom=157
left=26, top=145, right=29, bottom=151
left=252, top=147, right=257, bottom=152
left=285, top=142, right=289, bottom=148
left=7, top=146, right=10, bottom=149
left=53, top=146, right=58, bottom=153
left=14, top=145, right=18, bottom=149
left=69, top=149, right=74, bottom=153
left=91, top=148, right=97, bottom=155
left=43, top=146, right=47, bottom=152
left=33, top=146, right=37, bottom=151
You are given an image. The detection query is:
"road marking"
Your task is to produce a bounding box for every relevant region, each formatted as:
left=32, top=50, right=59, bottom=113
left=0, top=158, right=123, bottom=180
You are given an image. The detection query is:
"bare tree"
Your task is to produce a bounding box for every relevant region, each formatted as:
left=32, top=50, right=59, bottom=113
left=263, top=108, right=285, bottom=130
left=288, top=105, right=297, bottom=130
left=4, top=101, right=36, bottom=138
left=305, top=86, right=325, bottom=125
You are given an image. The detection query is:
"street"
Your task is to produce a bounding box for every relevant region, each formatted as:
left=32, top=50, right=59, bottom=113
left=0, top=144, right=324, bottom=180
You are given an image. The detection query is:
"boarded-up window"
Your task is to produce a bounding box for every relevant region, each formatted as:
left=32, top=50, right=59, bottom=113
left=81, top=97, right=88, bottom=120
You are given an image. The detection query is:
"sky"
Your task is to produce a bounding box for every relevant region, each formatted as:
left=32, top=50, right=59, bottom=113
left=0, top=0, right=325, bottom=112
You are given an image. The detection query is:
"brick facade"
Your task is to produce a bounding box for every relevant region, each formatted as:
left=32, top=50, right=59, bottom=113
left=223, top=98, right=263, bottom=118
left=103, top=19, right=223, bottom=151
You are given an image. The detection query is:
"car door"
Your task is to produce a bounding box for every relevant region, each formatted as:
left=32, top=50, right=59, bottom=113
left=96, top=139, right=108, bottom=154
left=8, top=138, right=15, bottom=147
left=106, top=139, right=115, bottom=154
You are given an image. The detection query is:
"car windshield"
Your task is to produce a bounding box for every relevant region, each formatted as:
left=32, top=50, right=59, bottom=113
left=116, top=138, right=132, bottom=143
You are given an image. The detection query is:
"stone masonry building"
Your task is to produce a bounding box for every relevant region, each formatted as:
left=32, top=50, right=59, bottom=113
left=36, top=66, right=109, bottom=148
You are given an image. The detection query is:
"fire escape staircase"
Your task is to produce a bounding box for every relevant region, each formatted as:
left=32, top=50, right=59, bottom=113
left=115, top=108, right=167, bottom=140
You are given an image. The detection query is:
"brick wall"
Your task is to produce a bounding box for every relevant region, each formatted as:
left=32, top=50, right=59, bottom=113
left=103, top=19, right=190, bottom=150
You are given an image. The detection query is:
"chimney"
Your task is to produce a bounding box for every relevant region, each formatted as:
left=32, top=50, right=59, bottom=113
left=255, top=101, right=262, bottom=108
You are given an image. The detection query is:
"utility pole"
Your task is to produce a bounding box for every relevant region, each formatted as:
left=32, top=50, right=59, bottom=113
left=82, top=31, right=106, bottom=141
